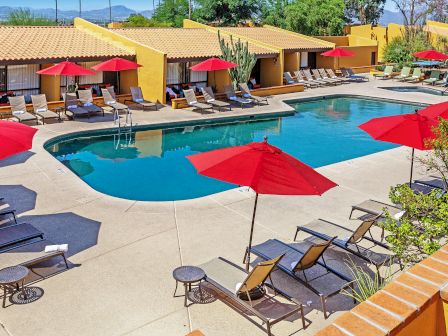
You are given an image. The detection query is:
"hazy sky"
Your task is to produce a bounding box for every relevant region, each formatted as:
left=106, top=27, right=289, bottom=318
left=0, top=0, right=398, bottom=12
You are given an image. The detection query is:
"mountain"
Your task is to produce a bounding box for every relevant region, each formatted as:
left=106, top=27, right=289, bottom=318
left=0, top=5, right=153, bottom=22
left=379, top=9, right=404, bottom=26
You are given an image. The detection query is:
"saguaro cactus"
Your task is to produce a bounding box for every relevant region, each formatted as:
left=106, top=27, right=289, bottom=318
left=218, top=31, right=257, bottom=89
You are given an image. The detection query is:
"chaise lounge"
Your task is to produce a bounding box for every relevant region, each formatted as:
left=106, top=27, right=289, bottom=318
left=200, top=255, right=306, bottom=336
left=63, top=93, right=90, bottom=120
left=7, top=96, right=39, bottom=124
left=31, top=94, right=60, bottom=124
left=224, top=85, right=253, bottom=108
left=183, top=89, right=214, bottom=113
left=127, top=86, right=158, bottom=111
left=200, top=87, right=231, bottom=112
left=77, top=89, right=105, bottom=117
left=239, top=83, right=269, bottom=105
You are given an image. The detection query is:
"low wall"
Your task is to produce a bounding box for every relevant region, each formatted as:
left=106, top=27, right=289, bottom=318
left=316, top=244, right=448, bottom=336
left=171, top=84, right=305, bottom=109
left=0, top=94, right=132, bottom=119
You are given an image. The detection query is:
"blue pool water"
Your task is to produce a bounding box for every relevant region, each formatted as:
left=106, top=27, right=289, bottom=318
left=45, top=96, right=421, bottom=201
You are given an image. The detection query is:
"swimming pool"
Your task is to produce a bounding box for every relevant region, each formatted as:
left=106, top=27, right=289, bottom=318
left=380, top=86, right=447, bottom=96
left=45, top=96, right=422, bottom=201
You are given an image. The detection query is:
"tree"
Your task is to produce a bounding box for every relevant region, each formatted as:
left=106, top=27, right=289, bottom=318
left=152, top=0, right=191, bottom=27
left=391, top=0, right=436, bottom=26
left=261, top=0, right=288, bottom=28
left=218, top=31, right=257, bottom=88
left=284, top=0, right=346, bottom=36
left=6, top=8, right=57, bottom=26
left=382, top=119, right=448, bottom=266
left=195, top=0, right=261, bottom=26
left=123, top=14, right=171, bottom=27
left=345, top=0, right=386, bottom=25
left=383, top=33, right=432, bottom=65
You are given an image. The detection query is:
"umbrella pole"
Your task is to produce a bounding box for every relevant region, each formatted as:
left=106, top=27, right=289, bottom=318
left=245, top=192, right=259, bottom=271
left=410, top=148, right=415, bottom=185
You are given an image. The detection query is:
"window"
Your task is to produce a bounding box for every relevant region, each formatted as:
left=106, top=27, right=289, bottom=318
left=0, top=66, right=5, bottom=93
left=7, top=64, right=40, bottom=96
left=166, top=62, right=207, bottom=85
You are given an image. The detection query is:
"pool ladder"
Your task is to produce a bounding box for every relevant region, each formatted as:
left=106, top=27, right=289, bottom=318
left=113, top=108, right=133, bottom=130
left=114, top=128, right=134, bottom=149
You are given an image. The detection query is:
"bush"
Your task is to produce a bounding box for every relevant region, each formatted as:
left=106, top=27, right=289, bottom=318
left=6, top=8, right=57, bottom=26
left=383, top=32, right=433, bottom=67
left=123, top=14, right=171, bottom=27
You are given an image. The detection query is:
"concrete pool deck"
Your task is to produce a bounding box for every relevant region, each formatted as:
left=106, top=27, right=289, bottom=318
left=0, top=78, right=447, bottom=336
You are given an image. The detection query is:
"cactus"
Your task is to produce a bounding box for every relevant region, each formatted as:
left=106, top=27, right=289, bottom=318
left=218, top=30, right=257, bottom=89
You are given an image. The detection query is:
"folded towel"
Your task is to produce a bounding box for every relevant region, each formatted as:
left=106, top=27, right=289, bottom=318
left=36, top=108, right=47, bottom=113
left=394, top=210, right=406, bottom=220
left=243, top=93, right=251, bottom=98
left=135, top=98, right=143, bottom=102
left=12, top=110, right=25, bottom=115
left=45, top=244, right=68, bottom=253
left=229, top=96, right=237, bottom=101
left=190, top=100, right=198, bottom=105
left=83, top=102, right=93, bottom=107
left=235, top=282, right=242, bottom=293
left=67, top=105, right=78, bottom=109
left=106, top=100, right=116, bottom=105
left=207, top=99, right=215, bottom=103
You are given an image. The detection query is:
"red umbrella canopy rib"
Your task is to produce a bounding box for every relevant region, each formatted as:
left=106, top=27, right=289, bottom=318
left=0, top=120, right=38, bottom=160
left=188, top=140, right=337, bottom=195
left=321, top=48, right=355, bottom=57
left=37, top=61, right=96, bottom=76
left=358, top=113, right=438, bottom=150
left=414, top=50, right=448, bottom=60
left=190, top=58, right=238, bottom=71
left=418, top=102, right=448, bottom=120
left=91, top=58, right=142, bottom=72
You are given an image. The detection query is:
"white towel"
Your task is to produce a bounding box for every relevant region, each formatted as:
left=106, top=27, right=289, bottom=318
left=106, top=100, right=116, bottom=105
left=12, top=110, right=25, bottom=115
left=36, top=108, right=47, bottom=113
left=45, top=244, right=68, bottom=253
left=83, top=102, right=93, bottom=107
left=235, top=282, right=242, bottom=293
left=67, top=105, right=78, bottom=109
left=135, top=98, right=143, bottom=102
left=243, top=93, right=251, bottom=98
left=394, top=211, right=406, bottom=220
left=229, top=96, right=237, bottom=101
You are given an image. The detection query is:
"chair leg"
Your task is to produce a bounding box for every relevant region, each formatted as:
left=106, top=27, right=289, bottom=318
left=293, top=228, right=299, bottom=241
left=321, top=295, right=328, bottom=319
left=300, top=304, right=306, bottom=329
left=349, top=207, right=354, bottom=219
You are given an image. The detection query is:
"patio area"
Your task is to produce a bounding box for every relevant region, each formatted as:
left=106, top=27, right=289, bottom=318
left=0, top=78, right=447, bottom=336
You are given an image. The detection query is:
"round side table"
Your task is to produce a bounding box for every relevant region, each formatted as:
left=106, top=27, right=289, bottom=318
left=173, top=266, right=206, bottom=307
left=0, top=265, right=29, bottom=308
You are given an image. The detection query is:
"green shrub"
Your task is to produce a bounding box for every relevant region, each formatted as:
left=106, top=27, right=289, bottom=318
left=6, top=8, right=57, bottom=26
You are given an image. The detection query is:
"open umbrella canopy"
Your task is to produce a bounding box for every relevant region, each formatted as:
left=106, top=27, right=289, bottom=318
left=414, top=50, right=448, bottom=60
left=321, top=48, right=355, bottom=57
left=0, top=120, right=38, bottom=160
left=91, top=57, right=142, bottom=72
left=188, top=140, right=337, bottom=195
left=418, top=101, right=448, bottom=120
left=358, top=112, right=437, bottom=150
left=37, top=61, right=96, bottom=76
left=190, top=58, right=238, bottom=71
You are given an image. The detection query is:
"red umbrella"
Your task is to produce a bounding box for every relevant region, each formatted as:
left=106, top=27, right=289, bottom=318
left=191, top=58, right=238, bottom=91
left=91, top=57, right=141, bottom=94
left=37, top=61, right=96, bottom=76
left=321, top=48, right=354, bottom=69
left=190, top=58, right=238, bottom=71
left=91, top=57, right=141, bottom=71
left=359, top=111, right=438, bottom=183
left=0, top=120, right=37, bottom=160
left=414, top=50, right=448, bottom=60
left=418, top=101, right=448, bottom=120
left=188, top=138, right=337, bottom=269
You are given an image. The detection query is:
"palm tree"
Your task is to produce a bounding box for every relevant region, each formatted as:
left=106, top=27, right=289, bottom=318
left=109, top=0, right=112, bottom=23
left=55, top=0, right=58, bottom=23
left=79, top=0, right=82, bottom=17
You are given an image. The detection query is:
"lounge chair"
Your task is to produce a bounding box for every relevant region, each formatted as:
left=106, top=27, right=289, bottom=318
left=239, top=83, right=269, bottom=105
left=77, top=90, right=104, bottom=116
left=0, top=223, right=44, bottom=252
left=325, top=69, right=349, bottom=83
left=7, top=96, right=38, bottom=124
left=63, top=93, right=90, bottom=120
left=294, top=215, right=400, bottom=273
left=183, top=89, right=213, bottom=113
left=200, top=255, right=306, bottom=335
left=414, top=176, right=447, bottom=190
left=303, top=69, right=330, bottom=86
left=295, top=71, right=322, bottom=87
left=126, top=86, right=158, bottom=111
left=101, top=87, right=131, bottom=124
left=224, top=85, right=253, bottom=108
left=423, top=70, right=441, bottom=86
left=407, top=182, right=445, bottom=195
left=248, top=238, right=355, bottom=318
left=31, top=94, right=60, bottom=124
left=0, top=210, right=17, bottom=225
left=394, top=67, right=411, bottom=81
left=349, top=199, right=402, bottom=220
left=311, top=69, right=338, bottom=85
left=403, top=68, right=422, bottom=83
left=283, top=72, right=297, bottom=85
left=374, top=65, right=394, bottom=79
left=318, top=69, right=343, bottom=84
left=200, top=87, right=231, bottom=111
left=341, top=68, right=369, bottom=81
left=435, top=72, right=448, bottom=87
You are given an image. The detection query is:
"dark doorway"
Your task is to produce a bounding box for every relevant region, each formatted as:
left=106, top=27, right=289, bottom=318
left=371, top=52, right=377, bottom=65
left=103, top=72, right=118, bottom=93
left=308, top=52, right=317, bottom=69
left=251, top=59, right=261, bottom=84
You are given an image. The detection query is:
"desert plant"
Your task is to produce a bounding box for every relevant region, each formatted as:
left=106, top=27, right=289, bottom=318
left=218, top=31, right=257, bottom=89
left=342, top=258, right=393, bottom=303
left=6, top=8, right=57, bottom=26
